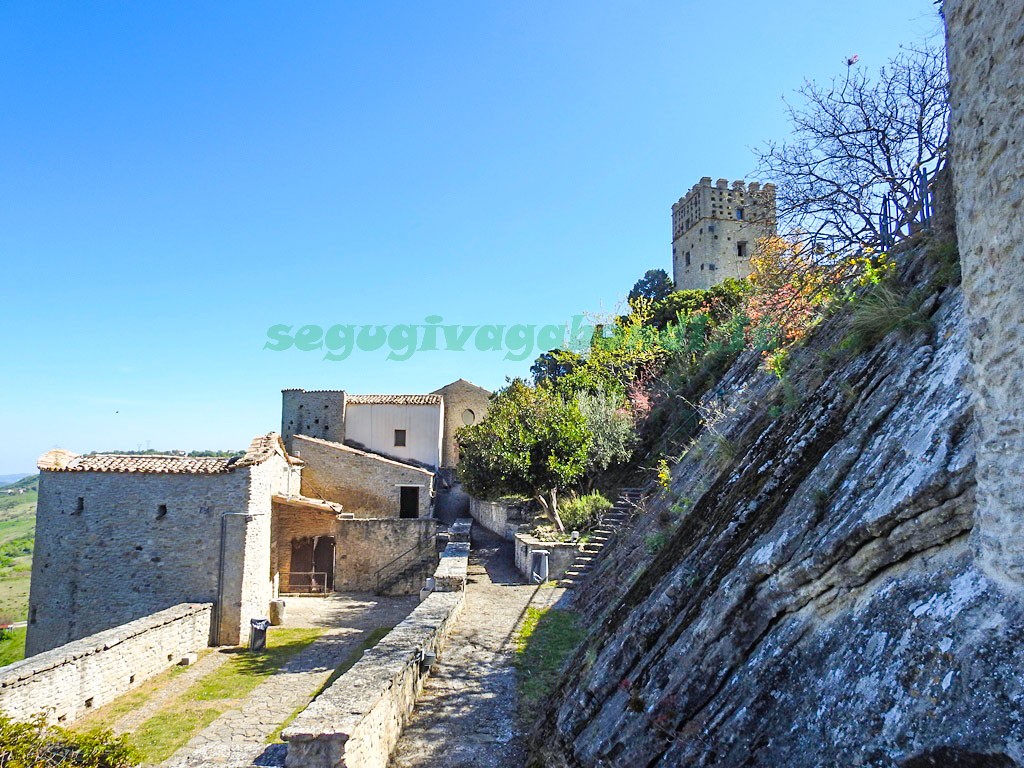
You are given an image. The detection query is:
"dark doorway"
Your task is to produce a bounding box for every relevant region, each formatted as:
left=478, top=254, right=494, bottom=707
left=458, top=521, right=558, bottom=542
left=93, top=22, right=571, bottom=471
left=288, top=536, right=335, bottom=592
left=399, top=487, right=419, bottom=519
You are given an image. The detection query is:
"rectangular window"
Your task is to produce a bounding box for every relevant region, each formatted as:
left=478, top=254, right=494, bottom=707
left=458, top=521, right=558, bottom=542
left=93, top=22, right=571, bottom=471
left=737, top=241, right=748, bottom=259
left=736, top=207, right=745, bottom=220
left=74, top=497, right=84, bottom=515
left=685, top=252, right=691, bottom=267
left=394, top=429, right=407, bottom=447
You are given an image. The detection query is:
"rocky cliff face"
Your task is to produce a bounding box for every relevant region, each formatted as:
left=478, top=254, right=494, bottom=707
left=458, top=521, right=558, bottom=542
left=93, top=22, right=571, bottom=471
left=532, top=244, right=1024, bottom=766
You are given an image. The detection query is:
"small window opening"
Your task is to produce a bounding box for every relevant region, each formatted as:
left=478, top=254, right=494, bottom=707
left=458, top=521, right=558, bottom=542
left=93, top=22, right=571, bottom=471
left=737, top=241, right=749, bottom=259
left=74, top=497, right=84, bottom=515
left=129, top=674, right=136, bottom=685
left=394, top=429, right=407, bottom=447
left=30, top=606, right=37, bottom=625
left=84, top=697, right=94, bottom=708
left=736, top=207, right=744, bottom=220
left=157, top=504, right=168, bottom=519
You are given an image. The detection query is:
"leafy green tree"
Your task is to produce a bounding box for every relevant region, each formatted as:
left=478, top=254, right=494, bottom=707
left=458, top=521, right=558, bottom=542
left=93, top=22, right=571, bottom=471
left=457, top=380, right=590, bottom=532
left=577, top=389, right=636, bottom=485
left=530, top=348, right=584, bottom=386
left=628, top=269, right=674, bottom=304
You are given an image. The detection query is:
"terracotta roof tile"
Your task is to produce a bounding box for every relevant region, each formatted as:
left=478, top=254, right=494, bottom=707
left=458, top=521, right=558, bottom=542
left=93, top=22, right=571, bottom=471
left=346, top=394, right=442, bottom=405
left=37, top=433, right=295, bottom=474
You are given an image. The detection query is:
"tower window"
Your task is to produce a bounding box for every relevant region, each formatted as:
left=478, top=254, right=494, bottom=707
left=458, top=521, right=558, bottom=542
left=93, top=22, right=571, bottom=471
left=685, top=252, right=691, bottom=267
left=74, top=497, right=84, bottom=515
left=737, top=241, right=748, bottom=259
left=394, top=429, right=407, bottom=447
left=736, top=208, right=745, bottom=220
left=157, top=504, right=168, bottom=520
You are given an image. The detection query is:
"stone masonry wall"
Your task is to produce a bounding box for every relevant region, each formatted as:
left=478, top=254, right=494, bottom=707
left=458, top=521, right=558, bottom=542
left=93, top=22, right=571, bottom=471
left=334, top=519, right=437, bottom=593
left=671, top=178, right=776, bottom=290
left=468, top=497, right=525, bottom=540
left=282, top=389, right=347, bottom=451
left=27, top=469, right=250, bottom=656
left=1, top=603, right=211, bottom=725
left=272, top=508, right=437, bottom=593
left=945, top=0, right=1024, bottom=586
left=292, top=436, right=434, bottom=518
left=432, top=380, right=492, bottom=467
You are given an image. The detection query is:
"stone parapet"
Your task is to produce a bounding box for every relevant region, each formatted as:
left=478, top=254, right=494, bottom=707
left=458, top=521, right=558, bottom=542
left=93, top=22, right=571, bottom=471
left=283, top=589, right=466, bottom=768
left=0, top=603, right=212, bottom=724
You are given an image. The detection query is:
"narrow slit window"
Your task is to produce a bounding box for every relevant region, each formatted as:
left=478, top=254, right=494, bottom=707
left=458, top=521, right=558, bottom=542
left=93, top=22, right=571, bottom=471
left=74, top=497, right=84, bottom=515
left=394, top=429, right=407, bottom=447
left=157, top=504, right=168, bottom=519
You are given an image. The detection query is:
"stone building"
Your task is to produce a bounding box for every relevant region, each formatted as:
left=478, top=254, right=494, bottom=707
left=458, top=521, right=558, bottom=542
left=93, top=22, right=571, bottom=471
left=27, top=434, right=300, bottom=656
left=671, top=177, right=776, bottom=290
left=26, top=378, right=490, bottom=658
left=432, top=378, right=492, bottom=467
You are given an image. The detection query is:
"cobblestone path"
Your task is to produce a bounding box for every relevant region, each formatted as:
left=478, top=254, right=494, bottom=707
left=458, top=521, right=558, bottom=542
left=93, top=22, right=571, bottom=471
left=159, top=594, right=418, bottom=768
left=389, top=529, right=566, bottom=768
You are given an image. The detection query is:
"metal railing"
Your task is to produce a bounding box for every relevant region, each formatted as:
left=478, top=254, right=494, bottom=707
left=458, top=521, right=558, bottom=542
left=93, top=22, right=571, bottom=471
left=374, top=540, right=436, bottom=594
left=279, top=571, right=330, bottom=596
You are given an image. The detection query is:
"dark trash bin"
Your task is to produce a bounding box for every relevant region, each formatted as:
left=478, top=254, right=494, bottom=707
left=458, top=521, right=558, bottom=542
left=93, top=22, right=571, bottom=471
left=250, top=618, right=271, bottom=651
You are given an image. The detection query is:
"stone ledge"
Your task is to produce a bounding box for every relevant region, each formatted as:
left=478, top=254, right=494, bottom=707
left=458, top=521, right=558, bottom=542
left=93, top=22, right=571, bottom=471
left=282, top=591, right=465, bottom=768
left=282, top=535, right=471, bottom=768
left=434, top=541, right=470, bottom=592
left=513, top=532, right=580, bottom=581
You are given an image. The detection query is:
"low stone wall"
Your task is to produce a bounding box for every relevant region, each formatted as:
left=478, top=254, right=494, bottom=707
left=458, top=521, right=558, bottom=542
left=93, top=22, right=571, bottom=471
left=0, top=603, right=212, bottom=724
left=513, top=532, right=579, bottom=581
left=433, top=541, right=469, bottom=591
left=469, top=497, right=525, bottom=540
left=282, top=541, right=469, bottom=768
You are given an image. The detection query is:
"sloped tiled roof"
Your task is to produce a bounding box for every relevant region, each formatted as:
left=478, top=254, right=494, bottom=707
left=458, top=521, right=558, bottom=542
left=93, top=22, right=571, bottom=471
left=346, top=394, right=442, bottom=405
left=37, top=433, right=294, bottom=474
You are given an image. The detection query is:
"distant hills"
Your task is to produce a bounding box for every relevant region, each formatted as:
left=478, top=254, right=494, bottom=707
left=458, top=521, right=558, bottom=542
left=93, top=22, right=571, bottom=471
left=0, top=474, right=32, bottom=487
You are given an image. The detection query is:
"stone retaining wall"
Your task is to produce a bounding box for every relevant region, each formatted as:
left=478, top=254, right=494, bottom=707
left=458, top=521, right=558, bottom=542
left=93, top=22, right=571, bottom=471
left=468, top=497, right=524, bottom=540
left=282, top=539, right=469, bottom=768
left=513, top=532, right=579, bottom=581
left=0, top=603, right=212, bottom=724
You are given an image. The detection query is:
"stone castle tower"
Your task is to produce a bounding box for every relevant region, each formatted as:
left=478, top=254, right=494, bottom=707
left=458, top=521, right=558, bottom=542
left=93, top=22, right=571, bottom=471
left=671, top=177, right=777, bottom=290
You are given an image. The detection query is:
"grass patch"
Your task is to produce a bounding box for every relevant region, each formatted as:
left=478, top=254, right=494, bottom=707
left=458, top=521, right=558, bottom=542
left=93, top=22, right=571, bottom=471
left=0, top=626, right=26, bottom=667
left=188, top=627, right=323, bottom=701
left=266, top=625, right=395, bottom=744
left=73, top=660, right=195, bottom=734
left=130, top=706, right=223, bottom=764
left=514, top=607, right=584, bottom=718
left=121, top=627, right=324, bottom=764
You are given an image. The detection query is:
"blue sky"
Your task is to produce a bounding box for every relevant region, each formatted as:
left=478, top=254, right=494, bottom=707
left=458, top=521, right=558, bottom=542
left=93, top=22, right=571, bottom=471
left=0, top=1, right=941, bottom=473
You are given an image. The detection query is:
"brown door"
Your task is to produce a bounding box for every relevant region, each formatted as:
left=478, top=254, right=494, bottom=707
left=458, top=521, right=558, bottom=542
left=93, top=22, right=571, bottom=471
left=313, top=536, right=335, bottom=591
left=289, top=538, right=314, bottom=590
left=399, top=487, right=419, bottom=518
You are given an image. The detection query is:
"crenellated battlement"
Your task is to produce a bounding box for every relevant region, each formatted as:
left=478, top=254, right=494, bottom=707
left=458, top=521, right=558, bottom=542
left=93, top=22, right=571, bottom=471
left=670, top=175, right=778, bottom=290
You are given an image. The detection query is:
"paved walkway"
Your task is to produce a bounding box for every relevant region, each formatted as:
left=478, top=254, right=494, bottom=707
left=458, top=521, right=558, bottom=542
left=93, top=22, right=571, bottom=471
left=389, top=529, right=566, bottom=768
left=159, top=594, right=418, bottom=768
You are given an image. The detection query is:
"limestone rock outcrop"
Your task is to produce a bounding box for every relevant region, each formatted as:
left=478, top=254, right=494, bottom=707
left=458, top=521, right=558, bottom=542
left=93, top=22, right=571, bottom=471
left=531, top=245, right=1024, bottom=766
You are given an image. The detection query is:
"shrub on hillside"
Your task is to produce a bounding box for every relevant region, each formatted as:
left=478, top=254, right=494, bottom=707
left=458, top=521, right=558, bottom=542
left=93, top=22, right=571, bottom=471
left=0, top=713, right=140, bottom=767
left=559, top=492, right=613, bottom=533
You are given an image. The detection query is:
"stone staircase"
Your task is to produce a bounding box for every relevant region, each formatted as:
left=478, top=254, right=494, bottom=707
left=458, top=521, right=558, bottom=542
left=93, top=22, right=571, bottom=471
left=560, top=487, right=645, bottom=588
